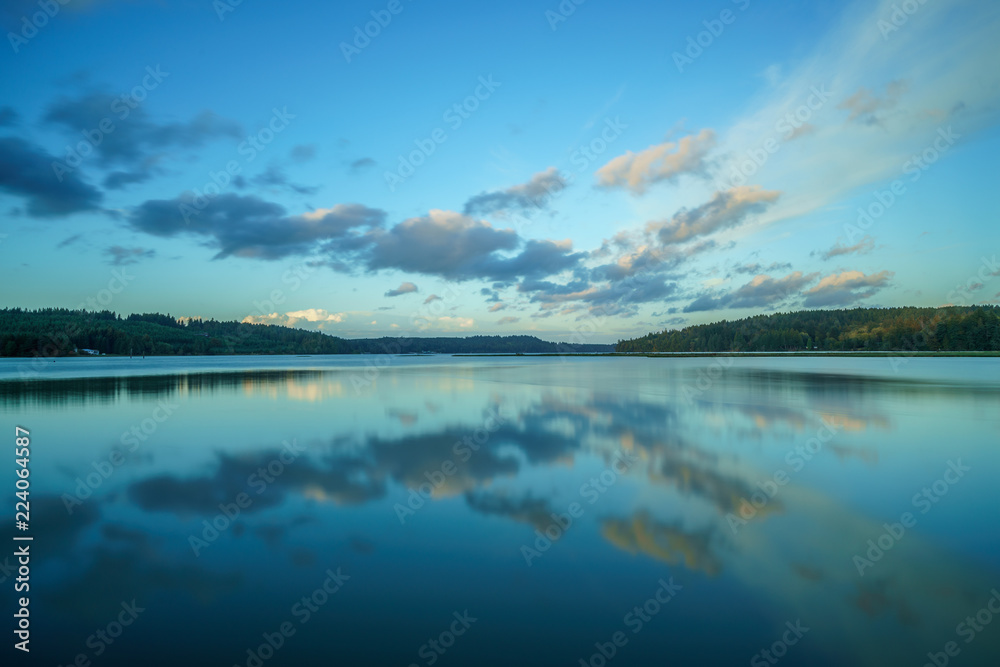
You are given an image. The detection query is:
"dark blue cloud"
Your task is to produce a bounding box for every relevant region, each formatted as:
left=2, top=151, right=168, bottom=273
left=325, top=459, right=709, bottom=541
left=0, top=137, right=103, bottom=217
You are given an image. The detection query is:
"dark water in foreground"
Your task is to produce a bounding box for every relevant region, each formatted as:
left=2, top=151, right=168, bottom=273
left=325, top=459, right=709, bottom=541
left=2, top=355, right=999, bottom=666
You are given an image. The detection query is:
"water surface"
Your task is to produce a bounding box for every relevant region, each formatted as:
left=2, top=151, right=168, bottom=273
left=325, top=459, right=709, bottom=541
left=3, top=355, right=999, bottom=666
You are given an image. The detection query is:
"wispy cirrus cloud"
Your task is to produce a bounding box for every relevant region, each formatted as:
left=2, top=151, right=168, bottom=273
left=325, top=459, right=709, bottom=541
left=349, top=157, right=376, bottom=172
left=104, top=245, right=155, bottom=265
left=838, top=80, right=908, bottom=125
left=250, top=164, right=318, bottom=196
left=57, top=233, right=84, bottom=248
left=818, top=235, right=875, bottom=260
left=733, top=261, right=792, bottom=276
left=713, top=0, right=1000, bottom=230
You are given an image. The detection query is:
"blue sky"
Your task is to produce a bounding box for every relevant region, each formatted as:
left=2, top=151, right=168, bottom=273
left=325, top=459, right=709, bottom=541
left=1, top=0, right=998, bottom=342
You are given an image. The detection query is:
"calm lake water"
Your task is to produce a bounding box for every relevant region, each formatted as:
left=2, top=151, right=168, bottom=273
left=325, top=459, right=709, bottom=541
left=2, top=355, right=999, bottom=666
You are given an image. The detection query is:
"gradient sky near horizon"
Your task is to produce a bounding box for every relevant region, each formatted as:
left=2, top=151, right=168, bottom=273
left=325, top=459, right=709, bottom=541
left=1, top=0, right=999, bottom=343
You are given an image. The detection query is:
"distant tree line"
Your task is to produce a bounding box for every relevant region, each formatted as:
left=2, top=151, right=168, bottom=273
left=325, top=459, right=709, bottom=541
left=0, top=308, right=612, bottom=357
left=348, top=335, right=611, bottom=355
left=615, top=306, right=1000, bottom=353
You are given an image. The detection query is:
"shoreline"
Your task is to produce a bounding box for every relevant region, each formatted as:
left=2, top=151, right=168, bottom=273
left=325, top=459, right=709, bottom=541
left=3, top=350, right=999, bottom=361
left=453, top=351, right=1000, bottom=358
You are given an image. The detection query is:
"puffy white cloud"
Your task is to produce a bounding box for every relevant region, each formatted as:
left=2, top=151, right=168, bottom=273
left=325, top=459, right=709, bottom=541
left=802, top=270, right=893, bottom=307
left=596, top=129, right=715, bottom=194
left=366, top=209, right=517, bottom=276
left=436, top=316, right=475, bottom=330
left=129, top=198, right=583, bottom=283
left=242, top=309, right=346, bottom=328
left=127, top=194, right=385, bottom=260
left=685, top=271, right=818, bottom=312
left=385, top=282, right=418, bottom=297
left=464, top=167, right=568, bottom=216
left=363, top=210, right=584, bottom=281
left=650, top=186, right=782, bottom=245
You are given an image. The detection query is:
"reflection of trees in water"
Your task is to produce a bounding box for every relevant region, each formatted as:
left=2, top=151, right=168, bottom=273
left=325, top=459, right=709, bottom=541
left=716, top=367, right=1000, bottom=406
left=16, top=375, right=1000, bottom=666
left=0, top=370, right=330, bottom=407
left=100, top=381, right=897, bottom=574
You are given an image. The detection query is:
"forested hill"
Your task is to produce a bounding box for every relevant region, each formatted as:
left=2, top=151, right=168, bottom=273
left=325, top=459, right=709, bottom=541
left=616, top=306, right=1000, bottom=353
left=348, top=335, right=610, bottom=354
left=0, top=309, right=613, bottom=357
